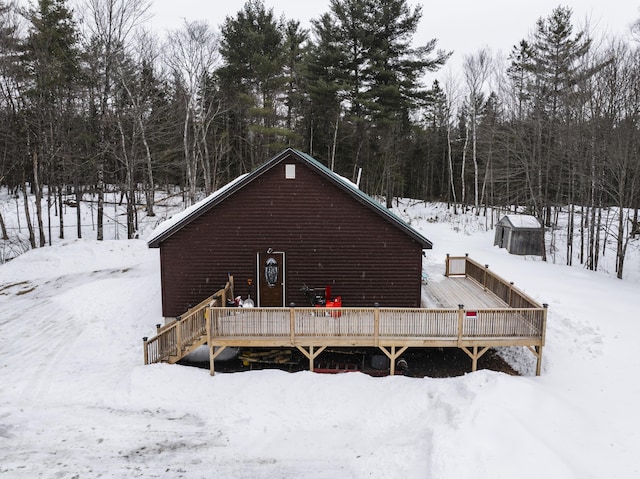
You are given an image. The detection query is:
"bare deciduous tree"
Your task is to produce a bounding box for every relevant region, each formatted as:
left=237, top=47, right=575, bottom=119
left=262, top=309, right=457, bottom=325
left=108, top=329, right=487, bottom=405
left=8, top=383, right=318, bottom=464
left=165, top=20, right=221, bottom=205
left=79, top=0, right=150, bottom=239
left=463, top=48, right=491, bottom=211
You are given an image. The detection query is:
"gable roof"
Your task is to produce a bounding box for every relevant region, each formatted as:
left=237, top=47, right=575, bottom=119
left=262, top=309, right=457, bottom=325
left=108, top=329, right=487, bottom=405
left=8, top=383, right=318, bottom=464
left=147, top=148, right=433, bottom=249
left=499, top=215, right=542, bottom=230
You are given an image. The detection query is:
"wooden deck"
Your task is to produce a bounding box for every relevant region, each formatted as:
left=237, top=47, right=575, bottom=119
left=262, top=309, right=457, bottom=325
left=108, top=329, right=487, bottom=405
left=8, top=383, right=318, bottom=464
left=422, top=276, right=508, bottom=309
left=143, top=256, right=547, bottom=376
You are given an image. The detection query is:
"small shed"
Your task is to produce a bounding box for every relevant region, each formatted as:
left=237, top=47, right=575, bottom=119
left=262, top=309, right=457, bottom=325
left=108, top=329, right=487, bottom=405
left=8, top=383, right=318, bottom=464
left=494, top=215, right=544, bottom=256
left=148, top=148, right=433, bottom=319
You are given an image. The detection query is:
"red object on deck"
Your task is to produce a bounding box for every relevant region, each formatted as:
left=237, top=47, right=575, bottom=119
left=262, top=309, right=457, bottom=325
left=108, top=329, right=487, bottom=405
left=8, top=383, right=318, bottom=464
left=326, top=296, right=342, bottom=308
left=326, top=296, right=342, bottom=317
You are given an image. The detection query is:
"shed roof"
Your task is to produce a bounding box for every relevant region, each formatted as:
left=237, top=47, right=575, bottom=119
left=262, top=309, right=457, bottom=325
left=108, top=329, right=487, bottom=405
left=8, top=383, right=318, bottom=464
left=147, top=148, right=433, bottom=249
left=499, top=215, right=542, bottom=229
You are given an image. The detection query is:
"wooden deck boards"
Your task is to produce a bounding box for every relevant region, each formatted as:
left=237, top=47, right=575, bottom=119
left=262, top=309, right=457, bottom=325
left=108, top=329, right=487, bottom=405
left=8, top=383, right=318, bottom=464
left=422, top=275, right=507, bottom=309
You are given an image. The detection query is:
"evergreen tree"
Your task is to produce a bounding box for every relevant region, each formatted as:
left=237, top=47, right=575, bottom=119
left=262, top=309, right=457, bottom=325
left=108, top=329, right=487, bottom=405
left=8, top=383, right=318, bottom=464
left=506, top=40, right=534, bottom=120
left=529, top=6, right=591, bottom=121
left=307, top=0, right=450, bottom=203
left=282, top=19, right=309, bottom=141
left=218, top=0, right=289, bottom=169
left=23, top=0, right=80, bottom=246
left=304, top=11, right=348, bottom=168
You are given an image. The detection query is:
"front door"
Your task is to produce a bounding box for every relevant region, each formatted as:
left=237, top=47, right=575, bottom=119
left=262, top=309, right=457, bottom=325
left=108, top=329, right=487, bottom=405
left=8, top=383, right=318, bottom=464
left=258, top=251, right=285, bottom=307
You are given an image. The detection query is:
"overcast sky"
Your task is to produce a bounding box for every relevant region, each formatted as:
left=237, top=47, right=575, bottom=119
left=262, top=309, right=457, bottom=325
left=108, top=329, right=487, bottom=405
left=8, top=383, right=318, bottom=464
left=149, top=0, right=640, bottom=76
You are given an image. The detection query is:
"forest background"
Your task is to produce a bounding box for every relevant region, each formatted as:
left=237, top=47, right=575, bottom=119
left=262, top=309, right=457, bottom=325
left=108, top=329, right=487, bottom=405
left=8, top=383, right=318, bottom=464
left=1, top=0, right=640, bottom=278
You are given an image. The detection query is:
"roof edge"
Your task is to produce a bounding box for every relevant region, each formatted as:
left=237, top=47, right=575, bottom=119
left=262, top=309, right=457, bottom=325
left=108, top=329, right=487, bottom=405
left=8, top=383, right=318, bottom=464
left=148, top=148, right=433, bottom=249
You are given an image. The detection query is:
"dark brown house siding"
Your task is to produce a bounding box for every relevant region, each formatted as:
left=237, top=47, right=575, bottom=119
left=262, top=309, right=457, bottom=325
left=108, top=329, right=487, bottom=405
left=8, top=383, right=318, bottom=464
left=152, top=150, right=431, bottom=318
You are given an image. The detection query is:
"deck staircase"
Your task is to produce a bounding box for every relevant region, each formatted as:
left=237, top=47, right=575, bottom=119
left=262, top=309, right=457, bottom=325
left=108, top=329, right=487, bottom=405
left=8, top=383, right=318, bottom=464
left=143, top=279, right=233, bottom=365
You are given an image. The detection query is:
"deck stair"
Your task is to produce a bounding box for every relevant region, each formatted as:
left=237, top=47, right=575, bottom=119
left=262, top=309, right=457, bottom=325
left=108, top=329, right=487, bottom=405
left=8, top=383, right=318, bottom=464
left=143, top=278, right=234, bottom=365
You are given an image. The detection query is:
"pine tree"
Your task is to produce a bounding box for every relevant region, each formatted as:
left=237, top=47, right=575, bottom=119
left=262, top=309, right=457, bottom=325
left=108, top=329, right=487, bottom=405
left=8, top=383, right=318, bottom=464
left=218, top=0, right=289, bottom=169
left=304, top=11, right=349, bottom=167
left=23, top=0, right=80, bottom=246
left=306, top=0, right=450, bottom=201
left=529, top=6, right=591, bottom=121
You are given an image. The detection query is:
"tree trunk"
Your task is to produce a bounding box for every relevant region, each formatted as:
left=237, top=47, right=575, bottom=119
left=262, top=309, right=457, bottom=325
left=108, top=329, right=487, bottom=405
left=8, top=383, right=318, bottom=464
left=75, top=183, right=82, bottom=239
left=0, top=211, right=8, bottom=240
left=616, top=205, right=625, bottom=279
left=97, top=161, right=105, bottom=241
left=446, top=121, right=457, bottom=209
left=567, top=204, right=574, bottom=265
left=32, top=150, right=46, bottom=247
left=539, top=218, right=547, bottom=262
left=57, top=185, right=64, bottom=240
left=472, top=114, right=479, bottom=210
left=183, top=105, right=197, bottom=206
left=46, top=189, right=52, bottom=246
left=461, top=119, right=469, bottom=205
left=22, top=181, right=36, bottom=249
left=140, top=119, right=155, bottom=217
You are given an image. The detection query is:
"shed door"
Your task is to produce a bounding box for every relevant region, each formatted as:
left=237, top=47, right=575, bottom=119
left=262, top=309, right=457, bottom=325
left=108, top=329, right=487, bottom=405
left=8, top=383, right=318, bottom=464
left=257, top=252, right=285, bottom=307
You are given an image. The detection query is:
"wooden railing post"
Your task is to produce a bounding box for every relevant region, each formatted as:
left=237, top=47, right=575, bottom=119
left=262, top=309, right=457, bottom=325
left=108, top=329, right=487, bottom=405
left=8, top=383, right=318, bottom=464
left=464, top=253, right=469, bottom=276
left=542, top=303, right=548, bottom=344
left=143, top=337, right=149, bottom=365
left=206, top=308, right=211, bottom=344
left=175, top=316, right=182, bottom=355
left=289, top=303, right=296, bottom=345
left=374, top=303, right=380, bottom=346
left=484, top=264, right=489, bottom=290
left=457, top=304, right=464, bottom=346
left=536, top=303, right=548, bottom=376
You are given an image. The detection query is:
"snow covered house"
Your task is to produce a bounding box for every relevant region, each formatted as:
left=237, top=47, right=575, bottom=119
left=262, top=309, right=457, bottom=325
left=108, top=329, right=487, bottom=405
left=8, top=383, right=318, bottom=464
left=148, top=148, right=432, bottom=319
left=494, top=215, right=544, bottom=256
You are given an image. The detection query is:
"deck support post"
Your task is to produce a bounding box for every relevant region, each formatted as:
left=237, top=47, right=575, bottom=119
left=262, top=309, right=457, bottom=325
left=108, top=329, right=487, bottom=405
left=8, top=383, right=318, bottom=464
left=206, top=309, right=214, bottom=375
left=461, top=345, right=490, bottom=372
left=297, top=346, right=327, bottom=372
left=527, top=345, right=544, bottom=376
left=208, top=345, right=229, bottom=377
left=379, top=345, right=408, bottom=376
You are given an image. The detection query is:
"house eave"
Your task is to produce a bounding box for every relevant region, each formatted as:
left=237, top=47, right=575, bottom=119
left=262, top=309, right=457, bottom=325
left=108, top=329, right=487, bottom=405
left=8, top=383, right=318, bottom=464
left=147, top=148, right=433, bottom=250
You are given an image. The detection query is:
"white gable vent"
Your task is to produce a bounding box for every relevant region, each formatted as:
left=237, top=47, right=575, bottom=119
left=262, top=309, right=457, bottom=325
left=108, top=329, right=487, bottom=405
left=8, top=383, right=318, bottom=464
left=285, top=164, right=296, bottom=179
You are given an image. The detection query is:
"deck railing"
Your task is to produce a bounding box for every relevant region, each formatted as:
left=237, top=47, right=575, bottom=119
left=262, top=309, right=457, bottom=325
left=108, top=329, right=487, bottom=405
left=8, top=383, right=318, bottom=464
left=446, top=255, right=542, bottom=309
left=379, top=308, right=459, bottom=337
left=208, top=306, right=545, bottom=343
left=143, top=278, right=233, bottom=365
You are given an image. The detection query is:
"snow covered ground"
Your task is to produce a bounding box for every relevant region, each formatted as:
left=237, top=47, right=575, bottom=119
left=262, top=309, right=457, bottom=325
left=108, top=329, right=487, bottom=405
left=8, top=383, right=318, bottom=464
left=1, top=194, right=639, bottom=478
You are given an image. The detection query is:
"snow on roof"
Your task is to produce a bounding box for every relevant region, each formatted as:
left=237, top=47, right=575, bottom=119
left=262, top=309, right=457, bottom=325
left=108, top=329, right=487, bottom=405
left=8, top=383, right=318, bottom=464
left=504, top=214, right=542, bottom=229
left=146, top=173, right=249, bottom=245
